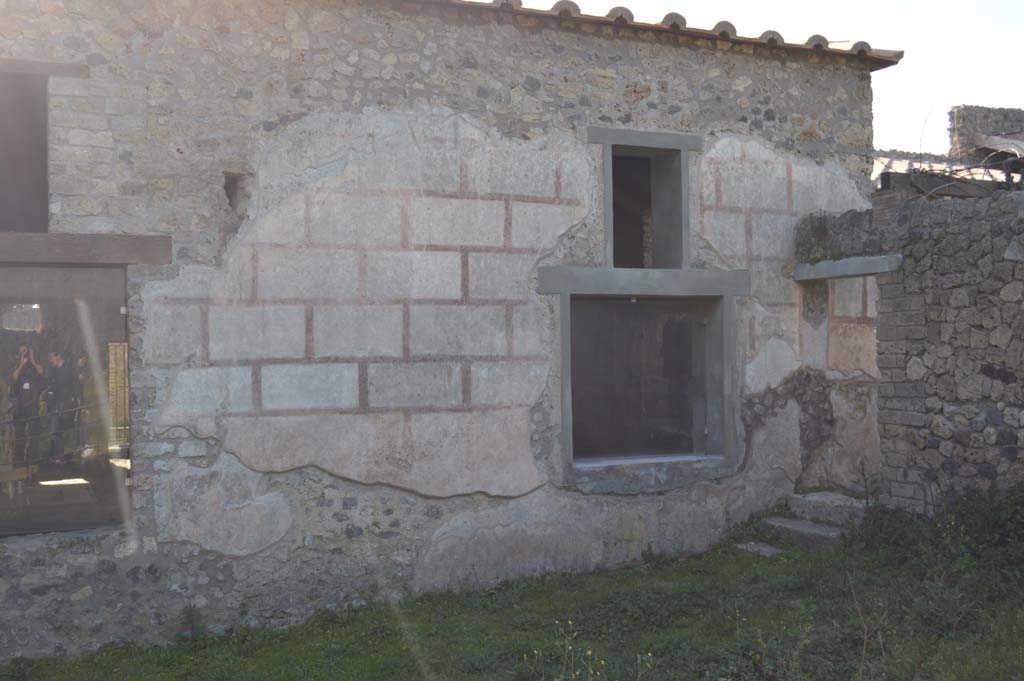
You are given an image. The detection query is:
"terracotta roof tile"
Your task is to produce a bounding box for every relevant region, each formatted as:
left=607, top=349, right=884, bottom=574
left=440, top=0, right=903, bottom=71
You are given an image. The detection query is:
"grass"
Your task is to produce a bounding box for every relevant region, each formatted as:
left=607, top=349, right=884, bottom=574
left=3, top=492, right=1024, bottom=681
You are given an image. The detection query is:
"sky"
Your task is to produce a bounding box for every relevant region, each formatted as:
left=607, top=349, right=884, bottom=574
left=515, top=0, right=1024, bottom=154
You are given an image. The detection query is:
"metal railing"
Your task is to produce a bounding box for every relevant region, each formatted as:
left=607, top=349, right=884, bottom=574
left=0, top=400, right=127, bottom=466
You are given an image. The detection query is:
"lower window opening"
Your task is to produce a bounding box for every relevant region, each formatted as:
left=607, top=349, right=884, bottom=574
left=0, top=266, right=131, bottom=537
left=570, top=295, right=714, bottom=460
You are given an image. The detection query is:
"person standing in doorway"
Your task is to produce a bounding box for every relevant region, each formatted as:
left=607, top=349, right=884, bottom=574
left=45, top=350, right=74, bottom=461
left=10, top=344, right=43, bottom=464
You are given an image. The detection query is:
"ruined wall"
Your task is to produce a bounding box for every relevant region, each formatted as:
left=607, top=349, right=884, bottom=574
left=950, top=105, right=1024, bottom=158
left=796, top=191, right=1024, bottom=510
left=876, top=193, right=1024, bottom=509
left=1, top=0, right=880, bottom=660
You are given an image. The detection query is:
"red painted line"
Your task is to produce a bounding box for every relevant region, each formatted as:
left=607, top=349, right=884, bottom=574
left=402, top=304, right=411, bottom=360
left=344, top=186, right=582, bottom=206
left=459, top=159, right=469, bottom=193
left=157, top=297, right=531, bottom=307
left=400, top=198, right=410, bottom=249
left=503, top=200, right=513, bottom=249
left=744, top=210, right=753, bottom=263
left=199, top=305, right=210, bottom=366
left=554, top=161, right=563, bottom=198
left=705, top=206, right=798, bottom=216
left=243, top=241, right=543, bottom=255
left=419, top=244, right=541, bottom=255
left=304, top=306, right=314, bottom=359
left=175, top=403, right=534, bottom=420
left=204, top=355, right=549, bottom=369
left=358, top=363, right=369, bottom=409
left=250, top=246, right=259, bottom=301
left=505, top=304, right=514, bottom=356
left=703, top=205, right=744, bottom=215
left=251, top=365, right=263, bottom=410
left=461, top=362, right=472, bottom=405
left=304, top=193, right=313, bottom=242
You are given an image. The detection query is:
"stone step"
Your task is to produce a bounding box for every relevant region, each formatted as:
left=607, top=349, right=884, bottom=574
left=787, top=491, right=867, bottom=526
left=760, top=517, right=845, bottom=550
left=735, top=541, right=784, bottom=558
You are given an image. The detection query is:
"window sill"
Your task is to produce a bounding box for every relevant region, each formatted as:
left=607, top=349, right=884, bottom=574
left=564, top=453, right=733, bottom=495
left=573, top=453, right=725, bottom=469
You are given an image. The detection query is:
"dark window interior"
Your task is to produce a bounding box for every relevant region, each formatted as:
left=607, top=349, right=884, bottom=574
left=570, top=296, right=710, bottom=459
left=0, top=72, right=48, bottom=233
left=612, top=156, right=651, bottom=268
left=611, top=147, right=683, bottom=269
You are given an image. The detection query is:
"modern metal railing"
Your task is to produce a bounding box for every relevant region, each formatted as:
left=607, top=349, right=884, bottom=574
left=0, top=401, right=127, bottom=466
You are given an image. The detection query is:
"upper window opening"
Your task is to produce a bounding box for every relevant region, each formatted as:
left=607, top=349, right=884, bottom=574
left=0, top=72, right=48, bottom=233
left=610, top=145, right=685, bottom=269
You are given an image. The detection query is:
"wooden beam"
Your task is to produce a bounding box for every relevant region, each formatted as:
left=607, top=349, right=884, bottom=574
left=0, top=58, right=89, bottom=79
left=0, top=233, right=172, bottom=266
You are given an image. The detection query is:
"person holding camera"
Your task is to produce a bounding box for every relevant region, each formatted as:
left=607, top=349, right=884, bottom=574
left=10, top=344, right=43, bottom=464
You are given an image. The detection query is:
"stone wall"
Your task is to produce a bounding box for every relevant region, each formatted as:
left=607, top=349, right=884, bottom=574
left=0, top=0, right=882, bottom=660
left=877, top=192, right=1024, bottom=509
left=796, top=190, right=1024, bottom=510
left=950, top=105, right=1024, bottom=158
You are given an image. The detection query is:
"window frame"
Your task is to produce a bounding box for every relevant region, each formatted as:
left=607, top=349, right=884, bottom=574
left=0, top=58, right=90, bottom=235
left=0, top=58, right=172, bottom=536
left=589, top=126, right=703, bottom=269
left=538, top=127, right=749, bottom=494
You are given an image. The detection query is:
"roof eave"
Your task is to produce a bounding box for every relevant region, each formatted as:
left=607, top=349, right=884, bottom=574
left=431, top=0, right=904, bottom=72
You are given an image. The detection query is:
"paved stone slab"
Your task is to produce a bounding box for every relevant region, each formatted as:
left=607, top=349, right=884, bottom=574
left=760, top=516, right=845, bottom=550
left=735, top=542, right=784, bottom=557
left=788, top=492, right=867, bottom=526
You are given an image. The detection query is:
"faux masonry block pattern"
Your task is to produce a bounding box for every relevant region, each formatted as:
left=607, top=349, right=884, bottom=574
left=152, top=112, right=590, bottom=497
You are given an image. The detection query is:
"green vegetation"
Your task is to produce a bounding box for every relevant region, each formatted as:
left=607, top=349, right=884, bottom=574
left=4, top=491, right=1024, bottom=681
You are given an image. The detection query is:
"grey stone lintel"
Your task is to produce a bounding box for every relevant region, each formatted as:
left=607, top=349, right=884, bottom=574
left=587, top=126, right=703, bottom=152
left=793, top=254, right=903, bottom=281
left=538, top=265, right=751, bottom=297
